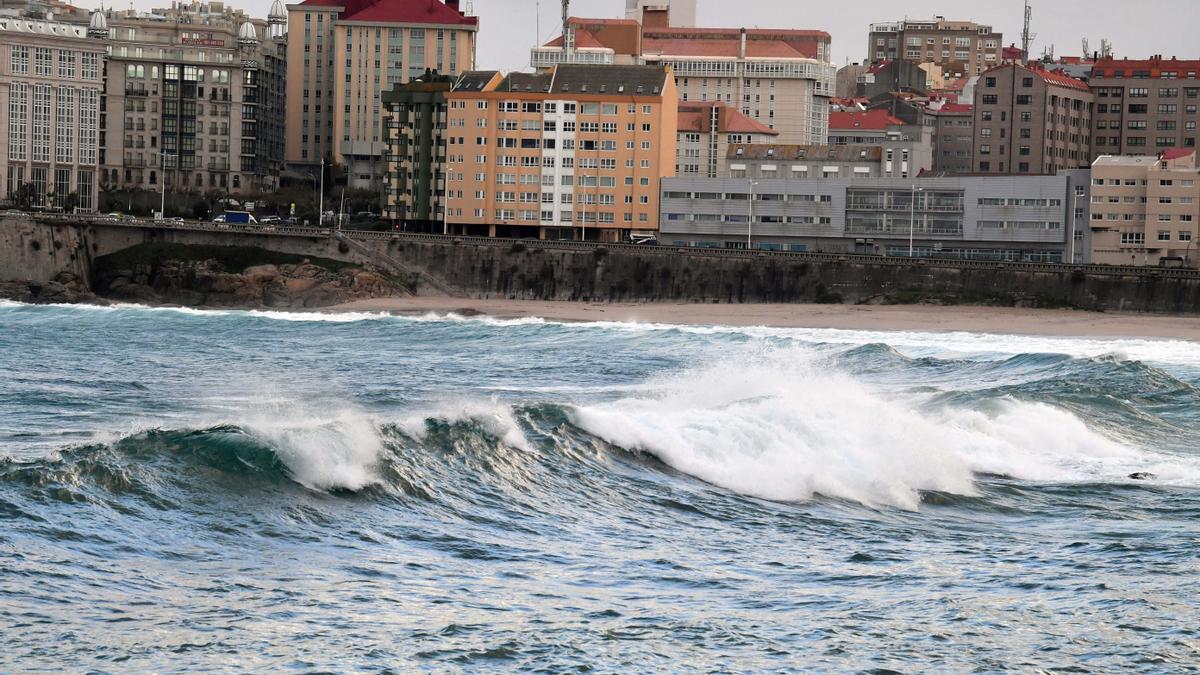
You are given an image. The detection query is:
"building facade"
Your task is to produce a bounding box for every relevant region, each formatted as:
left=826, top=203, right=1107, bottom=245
left=381, top=71, right=454, bottom=230
left=445, top=64, right=678, bottom=241
left=536, top=9, right=835, bottom=145
left=96, top=2, right=287, bottom=197
left=867, top=17, right=1001, bottom=77
left=828, top=109, right=933, bottom=178
left=726, top=144, right=924, bottom=181
left=972, top=63, right=1094, bottom=175
left=921, top=100, right=974, bottom=174
left=660, top=173, right=1077, bottom=261
left=676, top=100, right=777, bottom=178
left=285, top=0, right=477, bottom=190
left=625, top=0, right=696, bottom=27
left=1089, top=151, right=1200, bottom=266
left=1089, top=57, right=1200, bottom=158
left=0, top=15, right=105, bottom=211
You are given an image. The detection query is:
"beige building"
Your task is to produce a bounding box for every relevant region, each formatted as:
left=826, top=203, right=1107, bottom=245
left=972, top=63, right=1093, bottom=175
left=445, top=64, right=678, bottom=242
left=868, top=17, right=1001, bottom=78
left=676, top=100, right=777, bottom=177
left=0, top=15, right=106, bottom=211
left=535, top=7, right=835, bottom=145
left=1089, top=150, right=1200, bottom=266
left=1089, top=57, right=1200, bottom=158
left=286, top=0, right=477, bottom=190
left=96, top=1, right=287, bottom=197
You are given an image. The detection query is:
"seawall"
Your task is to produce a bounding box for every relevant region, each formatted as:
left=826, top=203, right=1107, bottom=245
left=4, top=216, right=1200, bottom=314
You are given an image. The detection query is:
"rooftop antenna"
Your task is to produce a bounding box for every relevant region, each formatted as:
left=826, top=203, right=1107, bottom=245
left=562, top=0, right=573, bottom=60
left=1100, top=38, right=1113, bottom=59
left=1021, top=0, right=1036, bottom=63
left=1081, top=38, right=1089, bottom=59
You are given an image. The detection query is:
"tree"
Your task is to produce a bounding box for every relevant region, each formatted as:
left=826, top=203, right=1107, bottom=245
left=6, top=182, right=39, bottom=209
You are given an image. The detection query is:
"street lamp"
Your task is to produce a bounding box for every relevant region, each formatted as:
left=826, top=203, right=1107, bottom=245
left=442, top=163, right=452, bottom=235
left=318, top=157, right=325, bottom=228
left=159, top=151, right=177, bottom=220
left=909, top=184, right=925, bottom=258
left=747, top=179, right=759, bottom=250
left=1069, top=190, right=1081, bottom=264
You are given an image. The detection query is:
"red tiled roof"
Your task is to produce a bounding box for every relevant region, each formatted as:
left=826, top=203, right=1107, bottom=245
left=641, top=37, right=810, bottom=59
left=1002, top=45, right=1023, bottom=60
left=1092, top=58, right=1200, bottom=79
left=867, top=60, right=891, bottom=75
left=299, top=0, right=478, bottom=25
left=1161, top=148, right=1196, bottom=161
left=979, top=63, right=1091, bottom=92
left=677, top=100, right=778, bottom=135
left=544, top=28, right=606, bottom=49
left=828, top=109, right=904, bottom=131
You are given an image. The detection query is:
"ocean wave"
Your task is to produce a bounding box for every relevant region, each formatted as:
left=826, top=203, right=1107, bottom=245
left=569, top=349, right=1200, bottom=510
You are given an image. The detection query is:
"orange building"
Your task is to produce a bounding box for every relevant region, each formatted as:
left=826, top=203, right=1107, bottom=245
left=444, top=64, right=678, bottom=241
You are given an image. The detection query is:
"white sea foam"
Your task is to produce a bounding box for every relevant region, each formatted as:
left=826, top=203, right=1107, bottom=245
left=570, top=348, right=1200, bottom=510
left=243, top=408, right=384, bottom=491
left=396, top=397, right=533, bottom=452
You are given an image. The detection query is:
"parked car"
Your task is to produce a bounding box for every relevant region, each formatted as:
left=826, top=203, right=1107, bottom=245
left=259, top=216, right=283, bottom=224
left=211, top=214, right=226, bottom=223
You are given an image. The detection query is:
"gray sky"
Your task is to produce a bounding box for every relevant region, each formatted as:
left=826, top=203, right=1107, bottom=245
left=115, top=0, right=1198, bottom=71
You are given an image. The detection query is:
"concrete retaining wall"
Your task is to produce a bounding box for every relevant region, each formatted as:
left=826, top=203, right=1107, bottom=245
left=5, top=216, right=1200, bottom=314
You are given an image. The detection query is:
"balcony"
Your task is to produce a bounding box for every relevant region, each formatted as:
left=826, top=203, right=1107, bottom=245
left=207, top=159, right=230, bottom=170
left=125, top=87, right=149, bottom=97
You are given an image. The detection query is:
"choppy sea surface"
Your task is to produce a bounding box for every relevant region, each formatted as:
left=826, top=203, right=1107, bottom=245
left=2, top=300, right=1199, bottom=671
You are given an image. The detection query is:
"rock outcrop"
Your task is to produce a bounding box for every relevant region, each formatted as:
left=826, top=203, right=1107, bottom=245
left=0, top=272, right=98, bottom=304
left=94, top=259, right=407, bottom=308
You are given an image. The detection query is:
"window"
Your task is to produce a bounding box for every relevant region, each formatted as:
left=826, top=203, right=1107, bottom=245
left=1158, top=230, right=1172, bottom=241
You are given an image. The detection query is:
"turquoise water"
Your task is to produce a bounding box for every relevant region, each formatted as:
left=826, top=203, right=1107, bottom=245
left=2, top=301, right=1199, bottom=670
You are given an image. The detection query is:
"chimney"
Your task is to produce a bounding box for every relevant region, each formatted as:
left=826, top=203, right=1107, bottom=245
left=739, top=27, right=746, bottom=60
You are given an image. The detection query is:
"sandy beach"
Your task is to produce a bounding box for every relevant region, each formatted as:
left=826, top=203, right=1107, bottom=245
left=332, top=297, right=1200, bottom=341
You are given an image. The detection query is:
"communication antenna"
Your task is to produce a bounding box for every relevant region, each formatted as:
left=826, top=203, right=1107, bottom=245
left=1081, top=38, right=1090, bottom=58
left=562, top=0, right=573, bottom=60
left=1100, top=38, right=1113, bottom=59
left=1020, top=0, right=1036, bottom=62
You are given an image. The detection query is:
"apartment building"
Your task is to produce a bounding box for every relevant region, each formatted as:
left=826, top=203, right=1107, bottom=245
left=660, top=173, right=1077, bottom=261
left=0, top=15, right=106, bottom=211
left=725, top=145, right=888, bottom=180
left=828, top=110, right=933, bottom=178
left=381, top=71, right=453, bottom=230
left=676, top=100, right=777, bottom=178
left=534, top=7, right=835, bottom=145
left=921, top=99, right=974, bottom=174
left=1089, top=150, right=1200, bottom=266
left=867, top=17, right=1001, bottom=76
left=286, top=0, right=477, bottom=190
left=444, top=64, right=678, bottom=241
left=97, top=1, right=287, bottom=196
left=972, top=63, right=1094, bottom=175
left=1089, top=57, right=1200, bottom=158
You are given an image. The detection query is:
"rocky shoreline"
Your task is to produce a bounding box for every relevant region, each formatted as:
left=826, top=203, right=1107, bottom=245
left=1, top=257, right=410, bottom=309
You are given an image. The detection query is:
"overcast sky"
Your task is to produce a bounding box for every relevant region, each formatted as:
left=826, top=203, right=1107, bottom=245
left=117, top=0, right=1197, bottom=71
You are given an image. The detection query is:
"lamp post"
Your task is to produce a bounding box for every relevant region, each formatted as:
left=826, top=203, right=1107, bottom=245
left=747, top=179, right=759, bottom=250
left=442, top=164, right=452, bottom=235
left=159, top=151, right=176, bottom=220
left=909, top=184, right=925, bottom=258
left=318, top=157, right=325, bottom=228
left=1069, top=191, right=1080, bottom=264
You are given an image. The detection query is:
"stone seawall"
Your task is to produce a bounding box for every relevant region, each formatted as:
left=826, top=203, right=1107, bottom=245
left=373, top=236, right=1200, bottom=314
left=4, top=217, right=1200, bottom=314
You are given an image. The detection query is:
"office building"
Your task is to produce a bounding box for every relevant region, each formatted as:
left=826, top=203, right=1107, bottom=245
left=381, top=70, right=453, bottom=230
left=1089, top=150, right=1200, bottom=266
left=444, top=64, right=678, bottom=241
left=0, top=15, right=105, bottom=211
left=867, top=17, right=1001, bottom=76
left=96, top=1, right=287, bottom=196
left=535, top=7, right=835, bottom=145
left=286, top=0, right=478, bottom=190
left=676, top=100, right=777, bottom=177
left=660, top=172, right=1079, bottom=261
left=1089, top=57, right=1200, bottom=157
left=972, top=63, right=1093, bottom=175
left=726, top=143, right=925, bottom=181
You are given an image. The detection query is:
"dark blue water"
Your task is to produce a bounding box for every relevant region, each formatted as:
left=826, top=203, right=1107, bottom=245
left=2, top=301, right=1200, bottom=671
